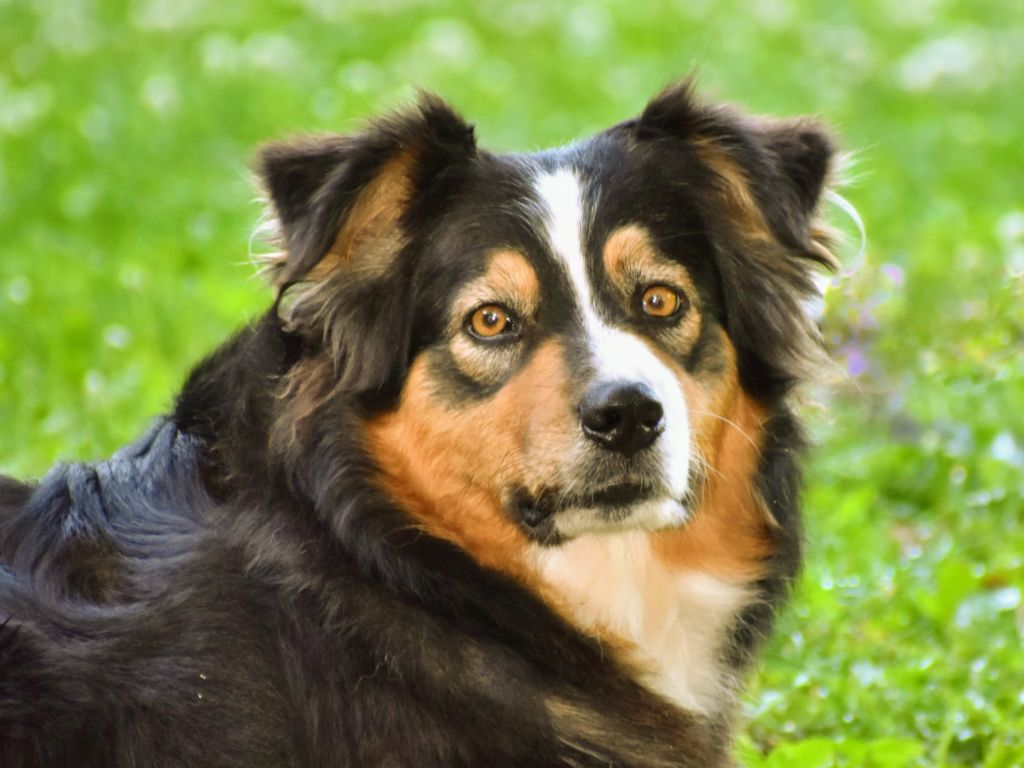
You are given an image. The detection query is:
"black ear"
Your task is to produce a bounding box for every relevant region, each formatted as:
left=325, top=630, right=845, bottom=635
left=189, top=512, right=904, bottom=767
left=760, top=120, right=834, bottom=218
left=255, top=95, right=476, bottom=400
left=635, top=81, right=840, bottom=400
left=257, top=93, right=477, bottom=288
left=636, top=80, right=836, bottom=265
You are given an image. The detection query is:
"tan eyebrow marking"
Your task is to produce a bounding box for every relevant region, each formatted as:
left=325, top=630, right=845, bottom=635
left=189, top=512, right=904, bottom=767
left=450, top=248, right=541, bottom=329
left=485, top=248, right=541, bottom=313
left=602, top=224, right=702, bottom=349
left=448, top=249, right=540, bottom=384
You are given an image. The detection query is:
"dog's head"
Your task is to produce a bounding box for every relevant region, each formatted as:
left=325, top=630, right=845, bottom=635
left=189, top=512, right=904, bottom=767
left=259, top=82, right=835, bottom=575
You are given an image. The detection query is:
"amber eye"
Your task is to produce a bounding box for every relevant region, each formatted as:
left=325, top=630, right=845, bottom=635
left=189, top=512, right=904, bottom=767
left=640, top=284, right=685, bottom=319
left=468, top=304, right=517, bottom=340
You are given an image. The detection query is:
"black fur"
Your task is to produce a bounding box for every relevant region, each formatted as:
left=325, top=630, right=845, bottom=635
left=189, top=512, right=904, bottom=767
left=1, top=83, right=835, bottom=766
left=631, top=80, right=836, bottom=400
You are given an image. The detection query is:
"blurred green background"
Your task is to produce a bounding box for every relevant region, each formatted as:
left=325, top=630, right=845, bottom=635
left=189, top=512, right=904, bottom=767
left=1, top=0, right=1021, bottom=765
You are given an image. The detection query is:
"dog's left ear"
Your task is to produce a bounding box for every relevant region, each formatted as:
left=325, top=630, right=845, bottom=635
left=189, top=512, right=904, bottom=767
left=635, top=79, right=836, bottom=266
left=634, top=80, right=839, bottom=399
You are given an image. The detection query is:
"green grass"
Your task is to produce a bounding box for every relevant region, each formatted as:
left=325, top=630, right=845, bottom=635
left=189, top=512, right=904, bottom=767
left=1, top=1, right=1021, bottom=765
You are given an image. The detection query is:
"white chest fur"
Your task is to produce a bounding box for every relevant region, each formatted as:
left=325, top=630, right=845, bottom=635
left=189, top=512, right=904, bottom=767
left=534, top=531, right=752, bottom=714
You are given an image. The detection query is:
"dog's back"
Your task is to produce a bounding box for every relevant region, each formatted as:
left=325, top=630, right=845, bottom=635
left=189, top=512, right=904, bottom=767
left=0, top=422, right=302, bottom=767
left=0, top=422, right=202, bottom=599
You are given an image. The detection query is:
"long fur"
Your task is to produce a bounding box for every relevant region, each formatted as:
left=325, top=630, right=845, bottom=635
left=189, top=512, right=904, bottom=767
left=0, top=82, right=837, bottom=767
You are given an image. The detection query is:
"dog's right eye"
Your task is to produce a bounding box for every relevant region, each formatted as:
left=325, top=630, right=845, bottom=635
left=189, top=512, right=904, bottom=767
left=467, top=304, right=518, bottom=340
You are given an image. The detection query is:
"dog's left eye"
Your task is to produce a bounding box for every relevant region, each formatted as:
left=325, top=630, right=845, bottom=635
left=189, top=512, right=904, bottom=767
left=467, top=304, right=518, bottom=340
left=639, top=284, right=687, bottom=319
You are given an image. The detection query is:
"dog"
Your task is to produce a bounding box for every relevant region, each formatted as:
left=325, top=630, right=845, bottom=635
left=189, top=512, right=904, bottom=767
left=0, top=80, right=838, bottom=767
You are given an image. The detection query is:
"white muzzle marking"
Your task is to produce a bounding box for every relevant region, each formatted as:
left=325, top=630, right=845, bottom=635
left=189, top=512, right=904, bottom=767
left=532, top=167, right=691, bottom=534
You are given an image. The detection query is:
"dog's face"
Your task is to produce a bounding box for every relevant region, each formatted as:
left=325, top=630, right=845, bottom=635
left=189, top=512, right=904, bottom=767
left=372, top=164, right=706, bottom=544
left=261, top=83, right=835, bottom=574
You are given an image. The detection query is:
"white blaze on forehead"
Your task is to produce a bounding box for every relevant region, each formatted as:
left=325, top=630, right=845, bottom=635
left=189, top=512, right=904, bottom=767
left=532, top=168, right=691, bottom=503
left=533, top=169, right=592, bottom=311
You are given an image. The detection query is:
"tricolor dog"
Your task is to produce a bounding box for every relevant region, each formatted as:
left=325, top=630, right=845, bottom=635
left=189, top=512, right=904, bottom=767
left=0, top=81, right=838, bottom=767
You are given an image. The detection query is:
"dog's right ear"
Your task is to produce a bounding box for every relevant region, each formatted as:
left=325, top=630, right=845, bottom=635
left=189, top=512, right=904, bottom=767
left=256, top=95, right=476, bottom=399
left=258, top=94, right=477, bottom=289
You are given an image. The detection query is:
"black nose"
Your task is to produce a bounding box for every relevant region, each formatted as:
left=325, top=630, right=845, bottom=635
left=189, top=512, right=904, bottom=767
left=579, top=381, right=665, bottom=455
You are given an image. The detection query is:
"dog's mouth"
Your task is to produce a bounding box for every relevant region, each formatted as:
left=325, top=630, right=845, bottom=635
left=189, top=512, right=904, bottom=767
left=507, top=481, right=660, bottom=545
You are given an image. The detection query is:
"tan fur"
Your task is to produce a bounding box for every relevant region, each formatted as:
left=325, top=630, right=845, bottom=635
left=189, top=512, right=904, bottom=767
left=449, top=250, right=540, bottom=384
left=305, top=152, right=415, bottom=283
left=366, top=225, right=771, bottom=713
left=693, top=141, right=775, bottom=245
left=274, top=151, right=419, bottom=336
left=602, top=225, right=703, bottom=353
left=534, top=333, right=770, bottom=713
left=271, top=151, right=427, bottom=448
left=650, top=330, right=774, bottom=582
left=695, top=140, right=837, bottom=271
left=365, top=341, right=576, bottom=585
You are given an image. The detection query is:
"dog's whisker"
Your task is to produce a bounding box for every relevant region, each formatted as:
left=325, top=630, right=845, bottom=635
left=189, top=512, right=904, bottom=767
left=691, top=408, right=761, bottom=453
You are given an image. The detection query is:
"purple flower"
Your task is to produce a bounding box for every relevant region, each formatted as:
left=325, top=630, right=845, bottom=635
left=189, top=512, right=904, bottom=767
left=881, top=263, right=905, bottom=286
left=845, top=345, right=868, bottom=377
